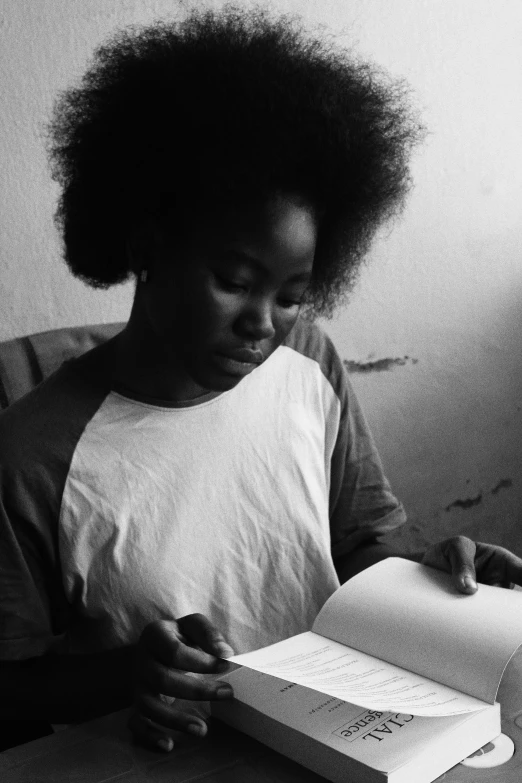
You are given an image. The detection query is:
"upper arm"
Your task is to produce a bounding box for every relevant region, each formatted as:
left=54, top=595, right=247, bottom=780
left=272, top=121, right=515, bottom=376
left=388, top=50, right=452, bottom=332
left=327, top=360, right=407, bottom=560
left=0, top=485, right=70, bottom=660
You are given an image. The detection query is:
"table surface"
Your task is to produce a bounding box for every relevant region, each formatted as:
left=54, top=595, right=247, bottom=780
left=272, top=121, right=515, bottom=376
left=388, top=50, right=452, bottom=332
left=2, top=651, right=522, bottom=783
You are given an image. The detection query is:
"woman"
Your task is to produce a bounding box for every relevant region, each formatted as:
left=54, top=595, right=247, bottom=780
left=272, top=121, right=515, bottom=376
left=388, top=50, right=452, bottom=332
left=1, top=4, right=520, bottom=753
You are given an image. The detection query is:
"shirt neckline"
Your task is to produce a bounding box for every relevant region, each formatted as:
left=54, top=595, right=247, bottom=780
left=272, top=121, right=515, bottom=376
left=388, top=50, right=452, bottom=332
left=110, top=384, right=229, bottom=410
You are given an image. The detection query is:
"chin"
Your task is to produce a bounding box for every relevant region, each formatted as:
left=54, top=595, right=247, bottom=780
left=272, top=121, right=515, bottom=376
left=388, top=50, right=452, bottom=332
left=189, top=365, right=244, bottom=393
left=213, top=375, right=243, bottom=391
left=189, top=354, right=259, bottom=392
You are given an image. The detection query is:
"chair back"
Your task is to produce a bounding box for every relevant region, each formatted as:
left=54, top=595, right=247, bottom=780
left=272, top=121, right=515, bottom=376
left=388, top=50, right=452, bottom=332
left=0, top=323, right=124, bottom=409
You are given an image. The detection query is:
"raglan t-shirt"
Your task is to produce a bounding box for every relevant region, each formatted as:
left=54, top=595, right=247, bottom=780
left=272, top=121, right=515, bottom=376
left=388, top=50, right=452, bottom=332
left=0, top=317, right=406, bottom=660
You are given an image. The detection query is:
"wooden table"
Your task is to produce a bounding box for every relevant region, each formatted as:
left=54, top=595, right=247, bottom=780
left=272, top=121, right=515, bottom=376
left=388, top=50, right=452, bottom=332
left=2, top=651, right=522, bottom=783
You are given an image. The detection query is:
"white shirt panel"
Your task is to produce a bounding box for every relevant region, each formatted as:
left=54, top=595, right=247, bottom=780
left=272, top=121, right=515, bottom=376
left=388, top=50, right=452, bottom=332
left=59, top=345, right=342, bottom=653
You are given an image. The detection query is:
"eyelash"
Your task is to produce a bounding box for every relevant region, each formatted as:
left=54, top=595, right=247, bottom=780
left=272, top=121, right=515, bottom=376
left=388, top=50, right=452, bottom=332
left=216, top=276, right=246, bottom=293
left=215, top=275, right=302, bottom=309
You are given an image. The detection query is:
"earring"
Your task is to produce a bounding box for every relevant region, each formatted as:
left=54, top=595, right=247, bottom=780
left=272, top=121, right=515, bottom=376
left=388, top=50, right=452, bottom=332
left=139, top=269, right=148, bottom=284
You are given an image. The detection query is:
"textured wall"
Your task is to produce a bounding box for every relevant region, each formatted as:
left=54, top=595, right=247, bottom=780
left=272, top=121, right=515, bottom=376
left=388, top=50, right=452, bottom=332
left=1, top=0, right=521, bottom=552
left=318, top=0, right=522, bottom=552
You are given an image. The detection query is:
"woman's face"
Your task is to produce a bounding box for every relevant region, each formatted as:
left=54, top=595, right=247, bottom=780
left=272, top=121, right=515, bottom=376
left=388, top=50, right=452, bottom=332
left=136, top=194, right=317, bottom=397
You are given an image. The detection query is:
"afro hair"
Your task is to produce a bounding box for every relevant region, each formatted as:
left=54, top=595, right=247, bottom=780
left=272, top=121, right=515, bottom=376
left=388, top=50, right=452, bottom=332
left=47, top=4, right=424, bottom=316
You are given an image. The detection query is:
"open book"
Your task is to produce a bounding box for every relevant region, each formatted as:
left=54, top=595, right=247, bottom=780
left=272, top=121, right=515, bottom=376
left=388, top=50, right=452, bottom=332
left=213, top=558, right=522, bottom=783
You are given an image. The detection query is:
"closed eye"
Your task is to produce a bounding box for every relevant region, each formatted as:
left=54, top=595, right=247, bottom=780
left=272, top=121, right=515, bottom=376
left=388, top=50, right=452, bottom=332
left=215, top=274, right=248, bottom=292
left=278, top=298, right=302, bottom=309
left=215, top=273, right=303, bottom=308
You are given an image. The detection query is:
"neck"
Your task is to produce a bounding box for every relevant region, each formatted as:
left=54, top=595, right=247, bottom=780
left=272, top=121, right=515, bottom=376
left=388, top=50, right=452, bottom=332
left=109, top=303, right=211, bottom=403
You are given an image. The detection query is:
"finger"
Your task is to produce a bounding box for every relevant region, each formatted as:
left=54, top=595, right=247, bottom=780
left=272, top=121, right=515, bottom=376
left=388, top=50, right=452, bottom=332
left=488, top=581, right=515, bottom=589
left=444, top=536, right=478, bottom=594
left=477, top=544, right=522, bottom=588
left=136, top=692, right=213, bottom=736
left=421, top=546, right=450, bottom=574
left=128, top=709, right=175, bottom=753
left=178, top=614, right=235, bottom=659
left=140, top=620, right=229, bottom=673
left=139, top=658, right=234, bottom=701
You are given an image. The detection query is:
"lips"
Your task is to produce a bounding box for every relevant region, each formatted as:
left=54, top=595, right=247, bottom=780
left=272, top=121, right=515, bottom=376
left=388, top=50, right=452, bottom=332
left=213, top=348, right=264, bottom=377
left=219, top=348, right=264, bottom=364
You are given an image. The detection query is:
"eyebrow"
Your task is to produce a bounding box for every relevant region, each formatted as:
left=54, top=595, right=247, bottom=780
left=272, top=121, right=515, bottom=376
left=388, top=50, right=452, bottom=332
left=224, top=248, right=312, bottom=282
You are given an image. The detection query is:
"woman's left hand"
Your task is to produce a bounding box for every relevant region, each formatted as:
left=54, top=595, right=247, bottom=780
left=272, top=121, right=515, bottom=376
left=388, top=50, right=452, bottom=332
left=422, top=536, right=522, bottom=594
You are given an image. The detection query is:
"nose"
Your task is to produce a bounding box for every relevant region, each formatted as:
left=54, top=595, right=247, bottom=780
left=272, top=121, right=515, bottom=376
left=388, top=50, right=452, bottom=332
left=236, top=296, right=276, bottom=341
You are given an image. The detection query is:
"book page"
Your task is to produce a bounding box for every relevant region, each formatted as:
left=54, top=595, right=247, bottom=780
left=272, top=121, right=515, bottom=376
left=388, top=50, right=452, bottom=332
left=219, top=664, right=394, bottom=743
left=312, top=558, right=522, bottom=704
left=228, top=630, right=488, bottom=716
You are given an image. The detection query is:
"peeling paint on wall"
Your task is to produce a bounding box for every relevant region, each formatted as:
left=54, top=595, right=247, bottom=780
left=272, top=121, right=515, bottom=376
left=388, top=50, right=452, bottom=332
left=343, top=356, right=419, bottom=373
left=491, top=478, right=513, bottom=495
left=445, top=478, right=513, bottom=512
left=445, top=493, right=483, bottom=512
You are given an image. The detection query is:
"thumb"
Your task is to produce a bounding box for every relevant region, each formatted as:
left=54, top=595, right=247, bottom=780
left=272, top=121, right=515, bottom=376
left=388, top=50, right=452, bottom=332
left=446, top=536, right=478, bottom=594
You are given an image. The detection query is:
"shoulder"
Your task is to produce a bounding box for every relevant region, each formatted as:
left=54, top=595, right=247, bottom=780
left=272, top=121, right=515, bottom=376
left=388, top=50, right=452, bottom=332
left=0, top=345, right=113, bottom=478
left=282, top=316, right=348, bottom=404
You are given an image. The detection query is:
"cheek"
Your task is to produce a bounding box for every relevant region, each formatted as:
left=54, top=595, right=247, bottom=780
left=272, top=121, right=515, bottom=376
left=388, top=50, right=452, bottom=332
left=273, top=309, right=301, bottom=340
left=181, top=289, right=241, bottom=349
left=200, top=285, right=259, bottom=332
left=200, top=290, right=240, bottom=328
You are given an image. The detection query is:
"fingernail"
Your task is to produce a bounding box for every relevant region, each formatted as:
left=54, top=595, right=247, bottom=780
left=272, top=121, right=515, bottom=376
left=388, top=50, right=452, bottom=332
left=187, top=722, right=207, bottom=737
left=157, top=737, right=174, bottom=752
left=464, top=575, right=477, bottom=591
left=217, top=644, right=235, bottom=658
left=216, top=685, right=233, bottom=699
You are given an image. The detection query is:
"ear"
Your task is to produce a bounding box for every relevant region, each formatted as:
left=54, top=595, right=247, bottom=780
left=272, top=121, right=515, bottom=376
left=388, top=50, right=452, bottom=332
left=125, top=236, right=140, bottom=276
left=126, top=220, right=160, bottom=275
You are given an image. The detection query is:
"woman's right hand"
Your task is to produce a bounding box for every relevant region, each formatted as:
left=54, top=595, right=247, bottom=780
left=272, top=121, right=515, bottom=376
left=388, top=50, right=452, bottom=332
left=128, top=613, right=235, bottom=752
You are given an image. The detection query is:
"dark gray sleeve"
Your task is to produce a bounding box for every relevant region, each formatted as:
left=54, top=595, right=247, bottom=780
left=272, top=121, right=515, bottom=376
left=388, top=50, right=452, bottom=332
left=328, top=371, right=407, bottom=558
left=280, top=317, right=407, bottom=557
left=0, top=356, right=111, bottom=660
left=0, top=463, right=71, bottom=660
